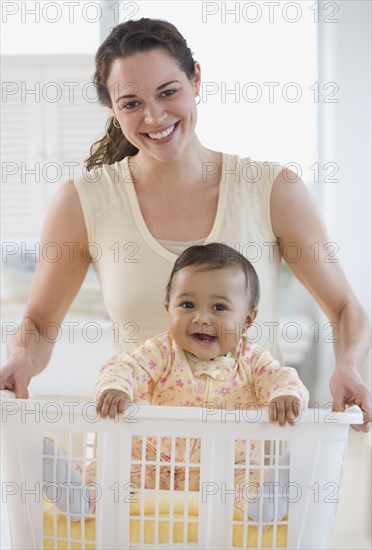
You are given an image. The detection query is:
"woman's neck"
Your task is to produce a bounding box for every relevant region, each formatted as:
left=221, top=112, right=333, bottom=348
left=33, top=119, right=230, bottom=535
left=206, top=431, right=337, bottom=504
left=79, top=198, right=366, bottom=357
left=129, top=140, right=221, bottom=190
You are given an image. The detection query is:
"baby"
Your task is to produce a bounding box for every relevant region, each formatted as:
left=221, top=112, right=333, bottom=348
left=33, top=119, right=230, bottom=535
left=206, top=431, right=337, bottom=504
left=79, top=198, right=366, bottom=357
left=44, top=243, right=309, bottom=522
left=96, top=242, right=308, bottom=423
left=94, top=243, right=309, bottom=522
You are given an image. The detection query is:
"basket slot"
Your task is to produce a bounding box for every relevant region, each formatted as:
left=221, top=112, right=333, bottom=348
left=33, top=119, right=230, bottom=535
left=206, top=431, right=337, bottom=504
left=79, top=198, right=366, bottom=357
left=42, top=429, right=97, bottom=549
left=231, top=438, right=290, bottom=549
left=129, top=433, right=201, bottom=547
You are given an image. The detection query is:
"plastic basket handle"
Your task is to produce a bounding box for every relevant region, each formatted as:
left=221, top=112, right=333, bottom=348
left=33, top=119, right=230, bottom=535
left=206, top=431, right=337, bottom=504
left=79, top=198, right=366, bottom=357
left=344, top=404, right=363, bottom=414
left=0, top=389, right=16, bottom=399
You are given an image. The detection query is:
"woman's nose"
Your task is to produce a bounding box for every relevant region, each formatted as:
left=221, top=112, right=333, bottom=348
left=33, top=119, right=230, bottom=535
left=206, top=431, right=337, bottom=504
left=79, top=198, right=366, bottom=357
left=144, top=101, right=168, bottom=126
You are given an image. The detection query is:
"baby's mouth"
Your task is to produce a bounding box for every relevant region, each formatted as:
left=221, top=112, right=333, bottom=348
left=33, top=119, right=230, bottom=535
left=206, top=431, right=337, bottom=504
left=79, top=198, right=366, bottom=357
left=192, top=333, right=217, bottom=344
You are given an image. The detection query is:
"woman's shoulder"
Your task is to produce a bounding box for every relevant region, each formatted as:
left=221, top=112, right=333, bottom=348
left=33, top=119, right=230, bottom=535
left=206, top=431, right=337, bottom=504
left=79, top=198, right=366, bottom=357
left=72, top=157, right=132, bottom=217
left=221, top=152, right=284, bottom=186
left=74, top=157, right=129, bottom=189
left=40, top=179, right=89, bottom=247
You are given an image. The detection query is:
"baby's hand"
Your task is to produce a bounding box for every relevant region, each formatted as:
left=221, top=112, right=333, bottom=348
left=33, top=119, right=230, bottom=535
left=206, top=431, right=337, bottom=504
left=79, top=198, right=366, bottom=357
left=96, top=389, right=131, bottom=419
left=269, top=396, right=302, bottom=426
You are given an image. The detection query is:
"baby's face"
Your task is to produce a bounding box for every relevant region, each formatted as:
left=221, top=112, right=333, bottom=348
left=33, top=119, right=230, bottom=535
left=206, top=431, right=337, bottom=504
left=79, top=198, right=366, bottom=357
left=165, top=265, right=254, bottom=360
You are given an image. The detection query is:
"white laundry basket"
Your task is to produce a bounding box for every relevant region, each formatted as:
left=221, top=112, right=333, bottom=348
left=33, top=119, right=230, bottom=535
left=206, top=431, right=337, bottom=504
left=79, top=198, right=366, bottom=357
left=0, top=391, right=363, bottom=550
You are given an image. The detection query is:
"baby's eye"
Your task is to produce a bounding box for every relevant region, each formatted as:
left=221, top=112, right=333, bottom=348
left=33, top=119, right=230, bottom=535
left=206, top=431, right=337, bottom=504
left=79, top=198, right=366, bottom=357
left=181, top=301, right=194, bottom=309
left=213, top=303, right=227, bottom=311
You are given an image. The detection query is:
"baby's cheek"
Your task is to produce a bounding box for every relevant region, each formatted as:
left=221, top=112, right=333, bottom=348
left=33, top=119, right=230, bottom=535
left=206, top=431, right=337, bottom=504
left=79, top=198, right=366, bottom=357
left=219, top=320, right=244, bottom=344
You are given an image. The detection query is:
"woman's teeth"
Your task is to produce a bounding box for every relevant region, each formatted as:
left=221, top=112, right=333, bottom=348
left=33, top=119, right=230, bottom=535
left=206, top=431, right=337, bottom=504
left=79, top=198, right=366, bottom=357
left=147, top=124, right=176, bottom=140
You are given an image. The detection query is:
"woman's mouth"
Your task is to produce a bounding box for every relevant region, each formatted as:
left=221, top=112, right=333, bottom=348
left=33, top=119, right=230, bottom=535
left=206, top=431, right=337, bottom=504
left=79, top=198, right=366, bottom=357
left=143, top=121, right=180, bottom=142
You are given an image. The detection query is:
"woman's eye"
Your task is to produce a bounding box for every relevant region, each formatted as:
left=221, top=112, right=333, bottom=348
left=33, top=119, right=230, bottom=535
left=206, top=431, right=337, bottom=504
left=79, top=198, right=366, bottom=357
left=213, top=303, right=227, bottom=311
left=181, top=301, right=194, bottom=309
left=161, top=89, right=177, bottom=98
left=121, top=101, right=139, bottom=110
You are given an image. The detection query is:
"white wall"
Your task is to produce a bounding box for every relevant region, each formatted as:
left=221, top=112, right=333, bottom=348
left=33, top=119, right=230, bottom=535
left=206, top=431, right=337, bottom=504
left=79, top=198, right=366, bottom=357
left=315, top=0, right=371, bottom=403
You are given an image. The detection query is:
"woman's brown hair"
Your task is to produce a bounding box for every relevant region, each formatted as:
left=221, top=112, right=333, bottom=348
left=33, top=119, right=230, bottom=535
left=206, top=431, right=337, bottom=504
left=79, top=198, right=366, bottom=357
left=85, top=18, right=196, bottom=171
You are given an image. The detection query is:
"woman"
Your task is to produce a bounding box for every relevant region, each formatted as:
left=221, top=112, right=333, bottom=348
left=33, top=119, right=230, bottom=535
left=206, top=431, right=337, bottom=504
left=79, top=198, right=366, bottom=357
left=1, top=18, right=370, bottom=430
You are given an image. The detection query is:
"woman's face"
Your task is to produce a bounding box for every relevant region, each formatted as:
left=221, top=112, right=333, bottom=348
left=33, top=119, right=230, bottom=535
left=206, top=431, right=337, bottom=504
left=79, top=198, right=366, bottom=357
left=107, top=48, right=201, bottom=162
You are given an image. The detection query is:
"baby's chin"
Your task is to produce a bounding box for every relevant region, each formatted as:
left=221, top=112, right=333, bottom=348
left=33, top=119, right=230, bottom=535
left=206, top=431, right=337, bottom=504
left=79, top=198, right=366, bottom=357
left=185, top=342, right=229, bottom=362
left=187, top=351, right=219, bottom=361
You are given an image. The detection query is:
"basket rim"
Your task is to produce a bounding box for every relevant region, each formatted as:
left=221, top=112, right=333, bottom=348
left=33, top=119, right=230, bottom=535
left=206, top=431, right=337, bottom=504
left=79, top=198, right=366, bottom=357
left=0, top=391, right=364, bottom=425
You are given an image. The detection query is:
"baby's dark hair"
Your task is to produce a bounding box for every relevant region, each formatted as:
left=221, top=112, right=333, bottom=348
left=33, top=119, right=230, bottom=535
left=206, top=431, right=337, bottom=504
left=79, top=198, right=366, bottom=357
left=165, top=243, right=260, bottom=308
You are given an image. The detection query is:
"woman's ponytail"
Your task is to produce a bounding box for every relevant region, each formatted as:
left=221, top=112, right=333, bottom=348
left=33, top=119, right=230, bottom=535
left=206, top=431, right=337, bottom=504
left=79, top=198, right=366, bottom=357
left=85, top=117, right=138, bottom=172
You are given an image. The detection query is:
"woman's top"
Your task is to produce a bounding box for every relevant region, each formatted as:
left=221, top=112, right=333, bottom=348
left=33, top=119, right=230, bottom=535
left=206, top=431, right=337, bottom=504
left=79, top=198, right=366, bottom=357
left=74, top=153, right=284, bottom=360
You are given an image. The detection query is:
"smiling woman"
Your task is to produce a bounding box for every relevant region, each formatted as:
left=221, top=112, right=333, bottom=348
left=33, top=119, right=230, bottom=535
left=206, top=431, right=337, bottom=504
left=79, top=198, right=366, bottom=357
left=1, top=16, right=370, bottom=434
left=107, top=50, right=199, bottom=160
left=86, top=20, right=202, bottom=169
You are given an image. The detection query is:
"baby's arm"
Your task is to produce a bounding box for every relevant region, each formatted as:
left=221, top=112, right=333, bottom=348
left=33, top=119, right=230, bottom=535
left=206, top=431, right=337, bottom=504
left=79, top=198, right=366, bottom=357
left=96, top=388, right=131, bottom=419
left=95, top=335, right=172, bottom=418
left=250, top=347, right=309, bottom=426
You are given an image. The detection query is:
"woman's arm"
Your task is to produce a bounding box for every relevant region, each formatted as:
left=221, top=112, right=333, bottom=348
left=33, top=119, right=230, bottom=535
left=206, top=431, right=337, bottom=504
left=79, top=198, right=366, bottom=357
left=271, top=170, right=371, bottom=431
left=0, top=181, right=91, bottom=398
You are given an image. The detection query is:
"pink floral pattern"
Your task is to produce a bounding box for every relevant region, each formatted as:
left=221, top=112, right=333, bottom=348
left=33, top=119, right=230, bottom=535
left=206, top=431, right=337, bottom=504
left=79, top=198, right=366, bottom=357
left=91, top=331, right=309, bottom=507
left=95, top=331, right=309, bottom=412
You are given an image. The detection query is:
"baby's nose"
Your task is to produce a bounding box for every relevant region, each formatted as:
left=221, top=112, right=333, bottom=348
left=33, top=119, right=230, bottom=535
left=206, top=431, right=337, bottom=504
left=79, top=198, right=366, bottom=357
left=192, top=311, right=211, bottom=325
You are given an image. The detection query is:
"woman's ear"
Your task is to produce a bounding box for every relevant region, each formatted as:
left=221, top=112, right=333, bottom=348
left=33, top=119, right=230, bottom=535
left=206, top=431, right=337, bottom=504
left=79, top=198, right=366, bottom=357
left=164, top=302, right=169, bottom=314
left=245, top=308, right=258, bottom=328
left=193, top=61, right=201, bottom=94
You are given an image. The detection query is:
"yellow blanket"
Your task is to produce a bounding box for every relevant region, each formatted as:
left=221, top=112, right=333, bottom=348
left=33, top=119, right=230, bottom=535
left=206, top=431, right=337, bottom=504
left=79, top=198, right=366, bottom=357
left=43, top=494, right=287, bottom=548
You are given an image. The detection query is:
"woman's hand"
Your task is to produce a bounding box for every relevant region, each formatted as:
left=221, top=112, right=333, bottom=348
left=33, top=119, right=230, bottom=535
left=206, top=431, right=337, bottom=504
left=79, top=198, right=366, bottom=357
left=330, top=368, right=371, bottom=432
left=0, top=352, right=34, bottom=399
left=96, top=389, right=131, bottom=418
left=269, top=396, right=302, bottom=426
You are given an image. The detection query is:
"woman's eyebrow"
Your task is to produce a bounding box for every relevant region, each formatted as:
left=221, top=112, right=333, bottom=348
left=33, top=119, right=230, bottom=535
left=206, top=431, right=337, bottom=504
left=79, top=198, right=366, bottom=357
left=116, top=80, right=181, bottom=102
left=157, top=80, right=181, bottom=90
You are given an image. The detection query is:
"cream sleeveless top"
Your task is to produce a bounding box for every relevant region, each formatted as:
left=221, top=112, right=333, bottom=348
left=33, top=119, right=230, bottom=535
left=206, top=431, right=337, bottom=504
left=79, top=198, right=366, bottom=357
left=74, top=153, right=284, bottom=360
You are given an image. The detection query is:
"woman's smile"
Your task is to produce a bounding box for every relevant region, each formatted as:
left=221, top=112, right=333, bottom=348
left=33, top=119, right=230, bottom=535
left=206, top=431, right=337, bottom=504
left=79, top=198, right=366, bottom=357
left=141, top=121, right=181, bottom=142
